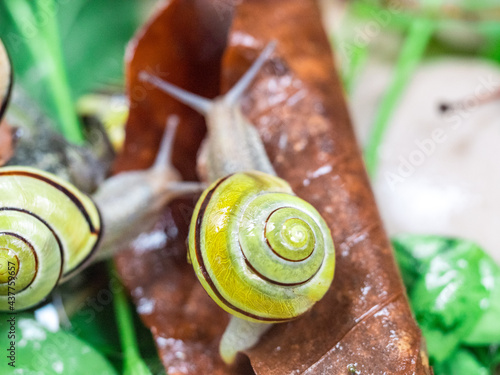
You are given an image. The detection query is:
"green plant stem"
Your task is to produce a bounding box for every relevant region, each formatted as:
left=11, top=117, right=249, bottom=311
left=342, top=40, right=370, bottom=94
left=364, top=17, right=435, bottom=177
left=2, top=1, right=46, bottom=65
left=3, top=0, right=84, bottom=144
left=34, top=0, right=85, bottom=144
left=337, top=1, right=371, bottom=93
left=109, top=263, right=152, bottom=375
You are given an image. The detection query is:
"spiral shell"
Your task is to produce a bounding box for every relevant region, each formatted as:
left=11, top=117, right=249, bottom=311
left=0, top=40, right=12, bottom=120
left=188, top=171, right=335, bottom=323
left=0, top=167, right=101, bottom=311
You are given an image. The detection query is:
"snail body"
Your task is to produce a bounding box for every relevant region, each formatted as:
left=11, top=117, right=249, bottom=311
left=142, top=41, right=336, bottom=363
left=92, top=119, right=203, bottom=259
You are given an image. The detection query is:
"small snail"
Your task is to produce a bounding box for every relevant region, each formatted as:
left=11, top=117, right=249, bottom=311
left=91, top=118, right=204, bottom=260
left=0, top=166, right=101, bottom=311
left=141, top=41, right=336, bottom=364
left=0, top=39, right=13, bottom=120
left=0, top=120, right=204, bottom=311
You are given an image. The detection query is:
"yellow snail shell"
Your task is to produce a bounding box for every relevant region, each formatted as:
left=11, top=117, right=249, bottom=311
left=0, top=167, right=101, bottom=311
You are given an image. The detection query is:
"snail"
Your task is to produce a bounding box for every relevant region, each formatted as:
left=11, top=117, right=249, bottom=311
left=91, top=118, right=204, bottom=260
left=0, top=39, right=13, bottom=120
left=140, top=41, right=336, bottom=364
left=0, top=119, right=204, bottom=311
left=0, top=166, right=101, bottom=311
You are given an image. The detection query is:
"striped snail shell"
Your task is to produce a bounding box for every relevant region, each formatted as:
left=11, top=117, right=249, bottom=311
left=189, top=171, right=335, bottom=323
left=0, top=166, right=101, bottom=311
left=0, top=39, right=13, bottom=120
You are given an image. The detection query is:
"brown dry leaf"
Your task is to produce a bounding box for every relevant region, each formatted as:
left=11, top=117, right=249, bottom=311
left=114, top=0, right=432, bottom=374
left=115, top=196, right=254, bottom=375
left=113, top=1, right=253, bottom=374
left=112, top=0, right=230, bottom=179
left=223, top=1, right=431, bottom=373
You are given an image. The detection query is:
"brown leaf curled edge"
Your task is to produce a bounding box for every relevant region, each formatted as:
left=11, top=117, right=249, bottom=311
left=114, top=0, right=433, bottom=374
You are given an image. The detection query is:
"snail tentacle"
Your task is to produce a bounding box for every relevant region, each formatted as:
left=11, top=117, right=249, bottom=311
left=139, top=72, right=212, bottom=115
left=139, top=42, right=278, bottom=180
left=152, top=115, right=179, bottom=171
left=139, top=41, right=276, bottom=118
left=167, top=181, right=206, bottom=193
left=224, top=40, right=276, bottom=106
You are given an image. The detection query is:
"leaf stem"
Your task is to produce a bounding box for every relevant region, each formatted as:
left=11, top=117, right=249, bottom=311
left=364, top=17, right=435, bottom=177
left=109, top=263, right=152, bottom=375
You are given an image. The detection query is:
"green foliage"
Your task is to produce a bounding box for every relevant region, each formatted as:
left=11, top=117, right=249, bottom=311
left=69, top=265, right=161, bottom=374
left=393, top=235, right=500, bottom=374
left=0, top=314, right=118, bottom=374
left=69, top=291, right=124, bottom=372
left=110, top=264, right=153, bottom=375
left=0, top=0, right=140, bottom=143
left=56, top=0, right=139, bottom=97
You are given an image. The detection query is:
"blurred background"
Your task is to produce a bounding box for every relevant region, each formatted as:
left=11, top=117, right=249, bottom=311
left=321, top=0, right=500, bottom=265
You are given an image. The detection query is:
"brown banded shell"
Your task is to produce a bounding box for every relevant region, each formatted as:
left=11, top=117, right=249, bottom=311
left=0, top=40, right=12, bottom=120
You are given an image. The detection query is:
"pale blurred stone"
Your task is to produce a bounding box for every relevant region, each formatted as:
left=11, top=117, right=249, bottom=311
left=351, top=58, right=500, bottom=263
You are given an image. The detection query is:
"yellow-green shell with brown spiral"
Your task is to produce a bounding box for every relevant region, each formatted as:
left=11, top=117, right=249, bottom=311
left=188, top=171, right=335, bottom=323
left=0, top=166, right=101, bottom=311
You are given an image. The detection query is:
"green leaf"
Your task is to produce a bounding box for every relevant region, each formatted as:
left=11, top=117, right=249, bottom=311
left=0, top=314, right=118, bottom=374
left=464, top=261, right=500, bottom=345
left=109, top=263, right=152, bottom=375
left=67, top=264, right=163, bottom=374
left=0, top=0, right=140, bottom=142
left=412, top=241, right=490, bottom=360
left=69, top=292, right=123, bottom=372
left=57, top=0, right=140, bottom=97
left=433, top=348, right=491, bottom=375
left=392, top=235, right=456, bottom=290
left=392, top=235, right=500, bottom=368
